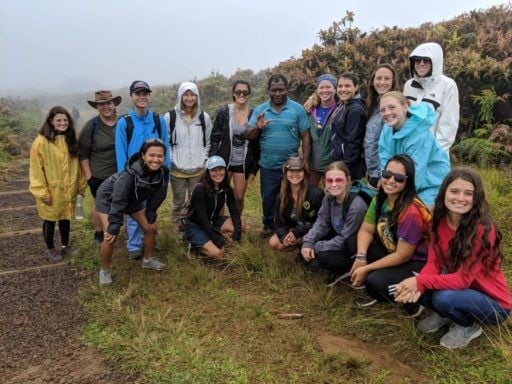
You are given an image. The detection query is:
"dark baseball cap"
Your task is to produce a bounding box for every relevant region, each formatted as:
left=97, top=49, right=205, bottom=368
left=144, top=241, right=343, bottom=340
left=129, top=80, right=152, bottom=94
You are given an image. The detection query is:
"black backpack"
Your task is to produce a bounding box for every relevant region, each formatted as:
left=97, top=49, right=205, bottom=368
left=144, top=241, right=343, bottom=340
left=123, top=112, right=162, bottom=143
left=167, top=109, right=206, bottom=147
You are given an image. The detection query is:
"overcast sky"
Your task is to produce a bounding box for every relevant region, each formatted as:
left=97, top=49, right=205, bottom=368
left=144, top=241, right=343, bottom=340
left=0, top=0, right=506, bottom=96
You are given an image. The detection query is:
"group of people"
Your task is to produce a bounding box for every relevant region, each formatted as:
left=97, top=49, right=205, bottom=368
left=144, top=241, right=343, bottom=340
left=28, top=41, right=510, bottom=349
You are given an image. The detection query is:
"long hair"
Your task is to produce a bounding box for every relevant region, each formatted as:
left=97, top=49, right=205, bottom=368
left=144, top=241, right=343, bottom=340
left=199, top=166, right=230, bottom=195
left=365, top=63, right=400, bottom=114
left=38, top=106, right=78, bottom=157
left=324, top=161, right=351, bottom=200
left=278, top=165, right=309, bottom=221
left=432, top=168, right=502, bottom=274
left=376, top=154, right=423, bottom=227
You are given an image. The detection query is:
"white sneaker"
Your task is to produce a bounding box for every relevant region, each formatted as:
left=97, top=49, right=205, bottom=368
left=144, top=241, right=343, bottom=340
left=439, top=323, right=482, bottom=349
left=142, top=257, right=165, bottom=271
left=99, top=269, right=112, bottom=286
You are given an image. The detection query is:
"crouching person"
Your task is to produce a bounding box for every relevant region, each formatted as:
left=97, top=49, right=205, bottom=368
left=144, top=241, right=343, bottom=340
left=96, top=139, right=169, bottom=286
left=184, top=156, right=242, bottom=260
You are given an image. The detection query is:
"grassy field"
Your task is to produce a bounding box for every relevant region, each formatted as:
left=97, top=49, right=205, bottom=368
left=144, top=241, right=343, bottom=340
left=72, top=168, right=512, bottom=384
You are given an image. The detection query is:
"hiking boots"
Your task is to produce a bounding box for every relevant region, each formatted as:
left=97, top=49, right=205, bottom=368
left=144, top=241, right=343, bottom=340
left=46, top=248, right=63, bottom=262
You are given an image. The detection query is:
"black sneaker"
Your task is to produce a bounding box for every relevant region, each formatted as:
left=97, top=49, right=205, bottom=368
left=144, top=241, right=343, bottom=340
left=325, top=271, right=351, bottom=287
left=306, top=259, right=322, bottom=273
left=355, top=293, right=377, bottom=307
left=403, top=303, right=425, bottom=318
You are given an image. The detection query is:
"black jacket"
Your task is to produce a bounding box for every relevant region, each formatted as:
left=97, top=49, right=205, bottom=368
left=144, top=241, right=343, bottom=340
left=331, top=96, right=367, bottom=180
left=187, top=182, right=242, bottom=247
left=209, top=104, right=260, bottom=178
left=273, top=185, right=324, bottom=243
left=98, top=154, right=169, bottom=236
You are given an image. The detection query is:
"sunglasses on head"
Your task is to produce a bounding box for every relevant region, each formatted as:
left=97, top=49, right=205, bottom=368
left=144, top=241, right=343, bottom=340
left=145, top=138, right=164, bottom=144
left=381, top=170, right=407, bottom=183
left=234, top=90, right=250, bottom=97
left=413, top=57, right=432, bottom=65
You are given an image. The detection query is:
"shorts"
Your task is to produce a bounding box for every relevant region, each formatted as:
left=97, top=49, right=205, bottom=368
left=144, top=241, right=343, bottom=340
left=228, top=164, right=244, bottom=173
left=185, top=216, right=228, bottom=247
left=87, top=176, right=106, bottom=198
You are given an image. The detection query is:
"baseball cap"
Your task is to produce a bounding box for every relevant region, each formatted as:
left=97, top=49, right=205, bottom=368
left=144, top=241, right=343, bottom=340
left=206, top=156, right=226, bottom=170
left=129, top=80, right=152, bottom=94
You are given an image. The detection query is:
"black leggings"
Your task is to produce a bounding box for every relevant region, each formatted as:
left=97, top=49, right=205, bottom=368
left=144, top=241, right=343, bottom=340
left=42, top=220, right=70, bottom=249
left=315, top=234, right=357, bottom=274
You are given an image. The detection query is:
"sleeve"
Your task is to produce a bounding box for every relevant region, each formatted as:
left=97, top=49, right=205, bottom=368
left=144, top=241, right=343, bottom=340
left=435, top=80, right=460, bottom=152
left=378, top=126, right=393, bottom=172
left=404, top=133, right=436, bottom=193
left=189, top=185, right=219, bottom=241
left=363, top=196, right=378, bottom=225
left=342, top=106, right=367, bottom=167
left=297, top=104, right=311, bottom=133
left=115, top=117, right=129, bottom=172
left=107, top=172, right=133, bottom=236
left=159, top=116, right=171, bottom=169
left=204, top=112, right=213, bottom=162
left=145, top=169, right=169, bottom=224
left=209, top=106, right=226, bottom=157
left=318, top=196, right=367, bottom=252
left=28, top=138, right=50, bottom=199
left=302, top=195, right=332, bottom=249
left=396, top=204, right=427, bottom=245
left=77, top=120, right=93, bottom=161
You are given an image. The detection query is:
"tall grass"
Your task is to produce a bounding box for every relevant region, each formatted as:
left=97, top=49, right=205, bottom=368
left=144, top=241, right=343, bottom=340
left=73, top=167, right=512, bottom=383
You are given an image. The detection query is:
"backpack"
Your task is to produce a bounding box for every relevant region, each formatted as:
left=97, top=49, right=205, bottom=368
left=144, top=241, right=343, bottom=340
left=123, top=112, right=162, bottom=143
left=168, top=109, right=206, bottom=147
left=342, top=180, right=376, bottom=220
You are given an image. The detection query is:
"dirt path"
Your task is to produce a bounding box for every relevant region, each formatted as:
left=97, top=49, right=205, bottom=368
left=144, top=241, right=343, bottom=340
left=0, top=167, right=135, bottom=384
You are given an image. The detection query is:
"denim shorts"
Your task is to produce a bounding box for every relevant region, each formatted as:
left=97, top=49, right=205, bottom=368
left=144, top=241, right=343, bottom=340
left=185, top=216, right=227, bottom=247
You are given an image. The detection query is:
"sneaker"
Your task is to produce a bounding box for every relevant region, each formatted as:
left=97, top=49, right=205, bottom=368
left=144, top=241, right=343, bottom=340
left=325, top=271, right=351, bottom=287
left=46, top=248, right=63, bottom=262
left=355, top=292, right=377, bottom=307
left=403, top=303, right=425, bottom=318
left=99, top=269, right=113, bottom=286
left=94, top=231, right=104, bottom=246
left=439, top=323, right=482, bottom=349
left=142, top=257, right=165, bottom=271
left=61, top=245, right=74, bottom=258
left=128, top=250, right=142, bottom=260
left=418, top=312, right=451, bottom=333
left=306, top=259, right=322, bottom=273
left=261, top=225, right=273, bottom=238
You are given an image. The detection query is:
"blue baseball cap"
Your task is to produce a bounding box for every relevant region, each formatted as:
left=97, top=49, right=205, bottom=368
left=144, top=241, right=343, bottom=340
left=206, top=156, right=226, bottom=170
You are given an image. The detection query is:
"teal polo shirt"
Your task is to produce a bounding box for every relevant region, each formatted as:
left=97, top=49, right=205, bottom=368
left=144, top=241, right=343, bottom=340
left=249, top=98, right=310, bottom=169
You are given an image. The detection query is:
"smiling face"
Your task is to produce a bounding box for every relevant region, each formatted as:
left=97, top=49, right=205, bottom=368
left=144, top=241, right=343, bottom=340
left=381, top=161, right=407, bottom=198
left=209, top=166, right=226, bottom=185
left=182, top=90, right=198, bottom=109
left=414, top=57, right=432, bottom=78
left=316, top=80, right=336, bottom=105
left=268, top=80, right=288, bottom=107
left=233, top=83, right=250, bottom=105
left=337, top=77, right=358, bottom=103
left=286, top=169, right=305, bottom=186
left=373, top=67, right=394, bottom=96
left=96, top=100, right=115, bottom=119
left=141, top=145, right=165, bottom=171
left=444, top=178, right=474, bottom=217
left=380, top=95, right=409, bottom=129
left=51, top=113, right=69, bottom=132
left=324, top=169, right=348, bottom=200
left=130, top=90, right=151, bottom=111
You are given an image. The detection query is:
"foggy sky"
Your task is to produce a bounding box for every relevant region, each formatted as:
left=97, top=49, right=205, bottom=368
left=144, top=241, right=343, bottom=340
left=0, top=0, right=505, bottom=96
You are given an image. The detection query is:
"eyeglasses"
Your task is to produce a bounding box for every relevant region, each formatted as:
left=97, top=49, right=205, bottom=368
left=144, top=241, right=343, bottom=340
left=413, top=57, right=432, bottom=65
left=381, top=170, right=407, bottom=183
left=325, top=177, right=346, bottom=185
left=234, top=90, right=250, bottom=97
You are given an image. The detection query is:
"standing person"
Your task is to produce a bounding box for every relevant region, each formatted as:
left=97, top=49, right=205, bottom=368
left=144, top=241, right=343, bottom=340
left=378, top=91, right=450, bottom=207
left=246, top=74, right=311, bottom=237
left=115, top=80, right=170, bottom=260
left=268, top=157, right=324, bottom=251
left=209, top=80, right=259, bottom=214
left=96, top=140, right=169, bottom=286
left=300, top=161, right=368, bottom=282
left=308, top=74, right=339, bottom=187
left=72, top=106, right=80, bottom=127
left=395, top=168, right=511, bottom=349
left=350, top=155, right=431, bottom=314
left=364, top=64, right=400, bottom=189
left=184, top=156, right=242, bottom=260
left=403, top=42, right=460, bottom=153
left=78, top=90, right=122, bottom=245
left=330, top=72, right=367, bottom=182
left=164, top=81, right=212, bottom=227
left=29, top=106, right=86, bottom=261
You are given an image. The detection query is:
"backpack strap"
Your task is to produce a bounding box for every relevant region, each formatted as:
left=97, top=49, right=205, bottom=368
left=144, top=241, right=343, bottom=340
left=152, top=112, right=162, bottom=139
left=124, top=113, right=162, bottom=145
left=89, top=116, right=99, bottom=154
left=198, top=111, right=206, bottom=147
left=342, top=191, right=358, bottom=221
left=169, top=110, right=206, bottom=147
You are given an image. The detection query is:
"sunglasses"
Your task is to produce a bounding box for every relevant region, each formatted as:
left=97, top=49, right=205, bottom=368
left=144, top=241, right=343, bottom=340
left=413, top=57, right=432, bottom=65
left=145, top=138, right=164, bottom=144
left=325, top=177, right=346, bottom=185
left=381, top=170, right=407, bottom=183
left=234, top=90, right=250, bottom=97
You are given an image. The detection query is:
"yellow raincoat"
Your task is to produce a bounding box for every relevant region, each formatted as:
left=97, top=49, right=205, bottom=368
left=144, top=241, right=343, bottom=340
left=29, top=134, right=86, bottom=221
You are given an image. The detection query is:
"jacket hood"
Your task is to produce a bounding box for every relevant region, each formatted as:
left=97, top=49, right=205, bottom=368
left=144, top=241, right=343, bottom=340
left=409, top=42, right=444, bottom=79
left=176, top=81, right=201, bottom=113
left=392, top=103, right=437, bottom=138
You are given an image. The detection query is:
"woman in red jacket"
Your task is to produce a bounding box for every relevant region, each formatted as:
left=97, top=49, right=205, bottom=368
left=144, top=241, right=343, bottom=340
left=395, top=168, right=511, bottom=349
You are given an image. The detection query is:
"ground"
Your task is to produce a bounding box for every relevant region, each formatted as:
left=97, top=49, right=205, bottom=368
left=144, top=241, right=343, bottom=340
left=0, top=166, right=136, bottom=384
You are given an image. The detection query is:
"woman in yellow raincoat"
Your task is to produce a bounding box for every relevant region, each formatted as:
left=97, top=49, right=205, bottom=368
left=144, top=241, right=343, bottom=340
left=29, top=106, right=86, bottom=262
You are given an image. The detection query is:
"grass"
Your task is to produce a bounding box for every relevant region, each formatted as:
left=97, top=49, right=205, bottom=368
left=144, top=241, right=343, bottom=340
left=72, top=167, right=512, bottom=383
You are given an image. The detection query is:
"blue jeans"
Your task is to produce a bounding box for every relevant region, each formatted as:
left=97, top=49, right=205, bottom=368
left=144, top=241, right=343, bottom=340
left=126, top=215, right=143, bottom=252
left=421, top=289, right=510, bottom=327
left=260, top=167, right=283, bottom=227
